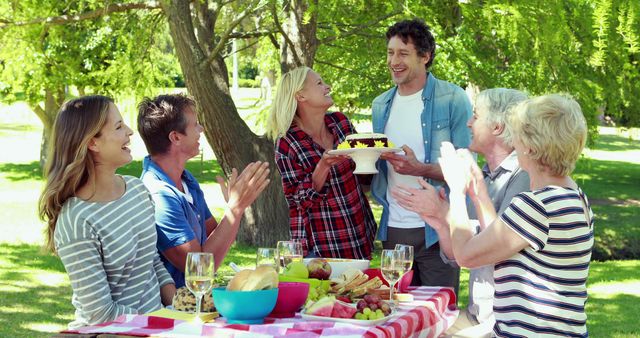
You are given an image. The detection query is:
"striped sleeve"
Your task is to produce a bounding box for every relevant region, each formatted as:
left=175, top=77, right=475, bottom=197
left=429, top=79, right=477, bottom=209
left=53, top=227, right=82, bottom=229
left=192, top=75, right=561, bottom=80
left=153, top=251, right=174, bottom=287
left=500, top=192, right=549, bottom=251
left=55, top=211, right=137, bottom=324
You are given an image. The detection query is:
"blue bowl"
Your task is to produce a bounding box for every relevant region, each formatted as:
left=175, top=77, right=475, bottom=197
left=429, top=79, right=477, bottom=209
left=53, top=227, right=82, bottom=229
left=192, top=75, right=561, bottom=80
left=212, top=287, right=278, bottom=324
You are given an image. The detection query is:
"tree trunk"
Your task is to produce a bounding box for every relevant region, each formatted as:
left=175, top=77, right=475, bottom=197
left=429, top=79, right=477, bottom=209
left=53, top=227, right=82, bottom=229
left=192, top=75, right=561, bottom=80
left=34, top=87, right=65, bottom=170
left=161, top=0, right=289, bottom=246
left=279, top=0, right=319, bottom=72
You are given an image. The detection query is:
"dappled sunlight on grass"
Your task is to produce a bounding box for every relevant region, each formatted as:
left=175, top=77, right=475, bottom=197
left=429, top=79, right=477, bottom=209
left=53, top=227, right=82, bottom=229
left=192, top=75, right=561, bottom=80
left=0, top=162, right=42, bottom=181
left=24, top=323, right=67, bottom=335
left=0, top=244, right=73, bottom=336
left=589, top=281, right=640, bottom=296
left=33, top=272, right=68, bottom=287
left=586, top=293, right=640, bottom=337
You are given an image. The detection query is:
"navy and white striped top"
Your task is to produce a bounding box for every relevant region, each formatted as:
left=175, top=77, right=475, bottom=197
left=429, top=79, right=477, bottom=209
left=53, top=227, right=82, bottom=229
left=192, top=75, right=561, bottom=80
left=495, top=186, right=593, bottom=338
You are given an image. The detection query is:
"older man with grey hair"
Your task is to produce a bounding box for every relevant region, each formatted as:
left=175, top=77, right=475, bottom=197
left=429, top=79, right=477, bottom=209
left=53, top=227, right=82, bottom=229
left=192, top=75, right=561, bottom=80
left=392, top=88, right=530, bottom=337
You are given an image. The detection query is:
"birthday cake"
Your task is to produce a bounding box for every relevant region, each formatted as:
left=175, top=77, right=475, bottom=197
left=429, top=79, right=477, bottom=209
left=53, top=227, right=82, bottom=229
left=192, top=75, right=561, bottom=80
left=337, top=133, right=393, bottom=149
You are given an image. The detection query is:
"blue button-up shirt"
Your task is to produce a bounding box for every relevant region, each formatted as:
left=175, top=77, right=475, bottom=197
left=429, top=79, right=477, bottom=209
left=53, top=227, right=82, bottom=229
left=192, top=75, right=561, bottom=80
left=371, top=73, right=472, bottom=248
left=141, top=156, right=213, bottom=287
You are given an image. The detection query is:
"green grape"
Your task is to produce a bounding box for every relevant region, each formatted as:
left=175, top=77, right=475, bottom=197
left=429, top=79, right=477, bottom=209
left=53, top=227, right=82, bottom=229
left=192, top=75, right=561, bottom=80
left=362, top=307, right=371, bottom=315
left=375, top=309, right=383, bottom=317
left=355, top=312, right=365, bottom=320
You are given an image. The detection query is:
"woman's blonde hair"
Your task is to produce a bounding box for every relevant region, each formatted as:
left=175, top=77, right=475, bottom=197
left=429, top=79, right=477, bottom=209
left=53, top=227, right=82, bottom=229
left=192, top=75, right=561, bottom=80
left=266, top=66, right=311, bottom=140
left=508, top=94, right=587, bottom=176
left=38, top=95, right=113, bottom=253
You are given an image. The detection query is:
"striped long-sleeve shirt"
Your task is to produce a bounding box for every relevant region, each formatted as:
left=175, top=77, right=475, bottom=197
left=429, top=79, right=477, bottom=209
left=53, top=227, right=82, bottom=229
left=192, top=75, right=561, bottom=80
left=495, top=186, right=594, bottom=337
left=55, top=176, right=174, bottom=329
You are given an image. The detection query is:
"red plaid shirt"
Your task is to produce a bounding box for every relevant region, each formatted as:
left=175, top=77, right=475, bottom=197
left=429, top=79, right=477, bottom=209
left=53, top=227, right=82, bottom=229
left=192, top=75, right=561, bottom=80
left=275, top=112, right=377, bottom=259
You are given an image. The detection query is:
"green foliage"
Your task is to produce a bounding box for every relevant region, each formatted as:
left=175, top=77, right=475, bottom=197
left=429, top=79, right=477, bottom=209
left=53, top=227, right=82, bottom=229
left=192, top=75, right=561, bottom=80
left=0, top=1, right=179, bottom=107
left=304, top=0, right=640, bottom=133
left=238, top=78, right=260, bottom=88
left=312, top=1, right=401, bottom=116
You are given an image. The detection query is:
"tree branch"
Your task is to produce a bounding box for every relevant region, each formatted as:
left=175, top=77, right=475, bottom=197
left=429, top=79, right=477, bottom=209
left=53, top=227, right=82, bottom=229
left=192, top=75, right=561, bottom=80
left=222, top=37, right=261, bottom=58
left=270, top=0, right=302, bottom=66
left=203, top=0, right=265, bottom=67
left=320, top=10, right=402, bottom=44
left=0, top=1, right=162, bottom=29
left=314, top=59, right=376, bottom=81
left=229, top=29, right=278, bottom=39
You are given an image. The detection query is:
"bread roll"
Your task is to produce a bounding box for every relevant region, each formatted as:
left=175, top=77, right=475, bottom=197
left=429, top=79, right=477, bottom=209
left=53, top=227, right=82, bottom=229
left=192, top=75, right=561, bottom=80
left=226, top=269, right=252, bottom=291
left=226, top=266, right=278, bottom=291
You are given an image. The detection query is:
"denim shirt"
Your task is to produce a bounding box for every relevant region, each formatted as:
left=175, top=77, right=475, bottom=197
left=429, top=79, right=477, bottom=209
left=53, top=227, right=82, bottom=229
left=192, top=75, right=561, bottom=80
left=371, top=73, right=472, bottom=248
left=140, top=156, right=213, bottom=287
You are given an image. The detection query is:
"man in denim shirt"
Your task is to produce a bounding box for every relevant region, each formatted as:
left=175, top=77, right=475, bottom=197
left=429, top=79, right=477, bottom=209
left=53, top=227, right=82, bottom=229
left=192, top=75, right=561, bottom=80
left=371, top=19, right=472, bottom=292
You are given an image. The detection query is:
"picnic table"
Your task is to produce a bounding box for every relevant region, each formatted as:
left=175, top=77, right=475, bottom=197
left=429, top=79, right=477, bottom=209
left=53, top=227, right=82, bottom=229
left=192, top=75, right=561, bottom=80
left=54, top=286, right=458, bottom=338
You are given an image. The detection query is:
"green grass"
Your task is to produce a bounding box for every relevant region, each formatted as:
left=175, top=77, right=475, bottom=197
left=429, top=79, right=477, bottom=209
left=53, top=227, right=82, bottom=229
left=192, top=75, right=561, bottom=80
left=574, top=130, right=640, bottom=260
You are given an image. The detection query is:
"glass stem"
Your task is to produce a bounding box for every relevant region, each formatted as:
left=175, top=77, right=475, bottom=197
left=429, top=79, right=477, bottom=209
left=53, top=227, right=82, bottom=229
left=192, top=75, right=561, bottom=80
left=389, top=282, right=395, bottom=309
left=194, top=293, right=203, bottom=321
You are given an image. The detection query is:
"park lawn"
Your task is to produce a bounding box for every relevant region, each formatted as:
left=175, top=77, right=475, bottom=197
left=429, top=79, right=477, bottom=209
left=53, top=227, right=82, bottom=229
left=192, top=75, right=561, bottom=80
left=0, top=243, right=638, bottom=337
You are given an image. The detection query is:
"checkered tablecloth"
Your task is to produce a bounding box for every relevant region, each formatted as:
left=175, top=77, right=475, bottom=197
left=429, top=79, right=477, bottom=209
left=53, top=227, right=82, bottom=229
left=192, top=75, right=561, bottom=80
left=62, top=286, right=458, bottom=338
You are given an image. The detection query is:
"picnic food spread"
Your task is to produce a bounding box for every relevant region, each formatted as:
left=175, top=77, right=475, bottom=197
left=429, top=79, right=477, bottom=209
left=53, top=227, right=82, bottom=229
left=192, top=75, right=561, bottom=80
left=337, top=133, right=394, bottom=149
left=275, top=260, right=393, bottom=322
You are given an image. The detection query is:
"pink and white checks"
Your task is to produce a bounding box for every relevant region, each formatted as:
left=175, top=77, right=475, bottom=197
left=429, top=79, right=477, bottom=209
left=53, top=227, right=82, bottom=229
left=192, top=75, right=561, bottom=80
left=62, top=286, right=459, bottom=338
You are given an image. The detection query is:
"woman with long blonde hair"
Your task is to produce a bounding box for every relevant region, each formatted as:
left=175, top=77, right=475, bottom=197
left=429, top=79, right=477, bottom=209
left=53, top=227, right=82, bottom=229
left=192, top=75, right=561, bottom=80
left=267, top=67, right=377, bottom=259
left=39, top=96, right=175, bottom=329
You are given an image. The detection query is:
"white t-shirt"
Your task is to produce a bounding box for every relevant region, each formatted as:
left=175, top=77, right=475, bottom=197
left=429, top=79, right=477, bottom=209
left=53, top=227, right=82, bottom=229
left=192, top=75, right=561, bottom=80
left=384, top=89, right=425, bottom=229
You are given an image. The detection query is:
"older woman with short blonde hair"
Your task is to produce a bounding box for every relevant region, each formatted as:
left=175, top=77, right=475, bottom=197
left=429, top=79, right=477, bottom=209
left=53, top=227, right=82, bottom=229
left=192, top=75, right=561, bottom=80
left=439, top=94, right=593, bottom=337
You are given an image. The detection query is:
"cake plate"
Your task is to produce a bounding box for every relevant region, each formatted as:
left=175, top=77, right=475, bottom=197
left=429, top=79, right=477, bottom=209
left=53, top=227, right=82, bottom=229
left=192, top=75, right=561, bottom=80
left=328, top=147, right=402, bottom=174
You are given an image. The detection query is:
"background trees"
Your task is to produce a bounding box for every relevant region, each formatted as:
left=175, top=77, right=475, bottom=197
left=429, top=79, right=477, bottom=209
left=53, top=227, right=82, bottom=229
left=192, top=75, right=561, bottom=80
left=1, top=0, right=638, bottom=246
left=0, top=1, right=178, bottom=167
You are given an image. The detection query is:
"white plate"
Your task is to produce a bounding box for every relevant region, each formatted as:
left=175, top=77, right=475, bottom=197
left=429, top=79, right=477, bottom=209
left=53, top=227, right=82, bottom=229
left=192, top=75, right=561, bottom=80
left=327, top=148, right=403, bottom=174
left=299, top=310, right=396, bottom=327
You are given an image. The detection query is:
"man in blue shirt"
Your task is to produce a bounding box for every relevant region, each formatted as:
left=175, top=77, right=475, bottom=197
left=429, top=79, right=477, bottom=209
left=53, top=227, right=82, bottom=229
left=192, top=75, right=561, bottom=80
left=371, top=19, right=472, bottom=293
left=137, top=94, right=270, bottom=287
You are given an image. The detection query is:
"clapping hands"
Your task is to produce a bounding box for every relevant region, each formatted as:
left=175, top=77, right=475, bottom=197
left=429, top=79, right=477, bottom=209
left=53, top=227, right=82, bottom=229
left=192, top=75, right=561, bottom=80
left=217, top=161, right=270, bottom=213
left=391, top=178, right=449, bottom=229
left=438, top=142, right=482, bottom=197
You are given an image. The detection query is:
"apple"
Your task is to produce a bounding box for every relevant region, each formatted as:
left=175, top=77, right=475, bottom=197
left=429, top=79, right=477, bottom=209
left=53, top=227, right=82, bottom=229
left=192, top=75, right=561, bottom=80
left=307, top=258, right=332, bottom=280
left=283, top=261, right=309, bottom=278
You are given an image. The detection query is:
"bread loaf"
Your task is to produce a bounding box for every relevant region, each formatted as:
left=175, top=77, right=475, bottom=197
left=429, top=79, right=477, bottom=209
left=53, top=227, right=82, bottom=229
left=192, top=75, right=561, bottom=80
left=226, top=266, right=278, bottom=291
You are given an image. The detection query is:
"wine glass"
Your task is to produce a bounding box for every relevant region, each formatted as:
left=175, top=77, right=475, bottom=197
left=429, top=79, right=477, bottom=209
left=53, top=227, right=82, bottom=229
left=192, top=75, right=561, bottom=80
left=380, top=249, right=403, bottom=308
left=256, top=247, right=279, bottom=272
left=185, top=252, right=215, bottom=322
left=277, top=240, right=303, bottom=270
left=394, top=244, right=414, bottom=289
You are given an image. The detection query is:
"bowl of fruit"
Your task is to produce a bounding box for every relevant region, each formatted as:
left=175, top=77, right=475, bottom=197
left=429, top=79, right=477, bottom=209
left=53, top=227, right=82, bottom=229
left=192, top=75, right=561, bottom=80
left=278, top=260, right=332, bottom=304
left=300, top=294, right=394, bottom=326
